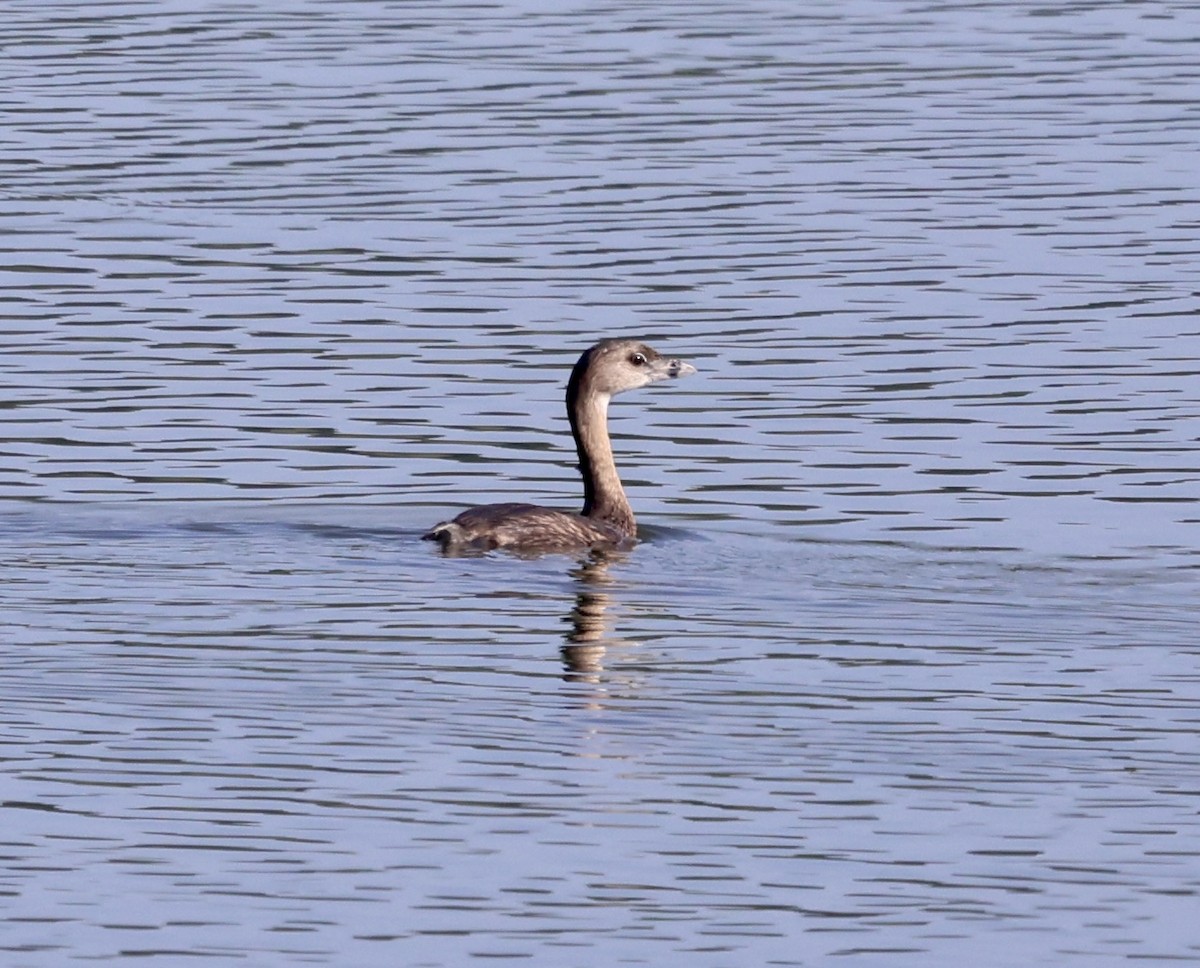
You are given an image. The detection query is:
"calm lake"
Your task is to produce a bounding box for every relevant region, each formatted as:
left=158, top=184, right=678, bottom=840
left=2, top=1, right=1198, bottom=965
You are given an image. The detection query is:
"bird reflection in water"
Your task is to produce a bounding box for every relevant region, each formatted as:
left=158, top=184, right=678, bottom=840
left=560, top=548, right=633, bottom=680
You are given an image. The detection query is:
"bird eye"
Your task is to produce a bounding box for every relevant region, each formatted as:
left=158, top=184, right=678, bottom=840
left=629, top=353, right=646, bottom=366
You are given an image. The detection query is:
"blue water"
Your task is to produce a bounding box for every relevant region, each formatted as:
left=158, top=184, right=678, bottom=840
left=2, top=1, right=1198, bottom=965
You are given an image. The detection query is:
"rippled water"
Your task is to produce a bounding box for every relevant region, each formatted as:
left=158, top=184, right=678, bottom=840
left=3, top=1, right=1198, bottom=965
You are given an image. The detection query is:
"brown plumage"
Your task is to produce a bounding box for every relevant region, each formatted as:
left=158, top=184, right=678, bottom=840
left=423, top=338, right=696, bottom=554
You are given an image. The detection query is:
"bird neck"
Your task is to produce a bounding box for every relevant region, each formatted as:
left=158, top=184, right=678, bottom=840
left=569, top=383, right=635, bottom=535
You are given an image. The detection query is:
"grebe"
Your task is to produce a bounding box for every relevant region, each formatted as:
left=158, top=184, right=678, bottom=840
left=423, top=338, right=696, bottom=554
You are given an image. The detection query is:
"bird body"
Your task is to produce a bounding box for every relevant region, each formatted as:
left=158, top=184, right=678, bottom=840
left=423, top=338, right=695, bottom=554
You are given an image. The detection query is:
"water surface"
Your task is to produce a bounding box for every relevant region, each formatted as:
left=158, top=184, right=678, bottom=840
left=2, top=1, right=1198, bottom=965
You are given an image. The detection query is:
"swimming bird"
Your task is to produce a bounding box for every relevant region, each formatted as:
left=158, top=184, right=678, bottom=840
left=423, top=338, right=696, bottom=553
